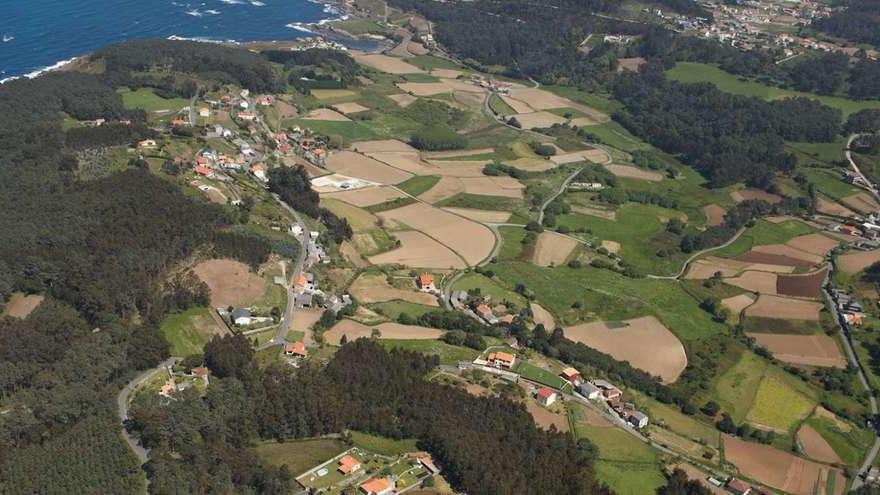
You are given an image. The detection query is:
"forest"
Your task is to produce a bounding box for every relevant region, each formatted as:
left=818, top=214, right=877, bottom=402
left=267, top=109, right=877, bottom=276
left=128, top=337, right=609, bottom=494
left=812, top=0, right=880, bottom=47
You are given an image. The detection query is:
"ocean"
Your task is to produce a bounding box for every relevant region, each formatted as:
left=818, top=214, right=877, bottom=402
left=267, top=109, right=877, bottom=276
left=0, top=0, right=365, bottom=82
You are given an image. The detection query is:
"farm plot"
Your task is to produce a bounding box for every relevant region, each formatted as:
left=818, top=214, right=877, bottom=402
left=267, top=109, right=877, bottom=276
left=530, top=302, right=557, bottom=329
left=500, top=95, right=535, bottom=114
left=396, top=82, right=451, bottom=96
left=507, top=87, right=580, bottom=111
left=563, top=316, right=687, bottom=383
left=417, top=176, right=465, bottom=203
left=302, top=108, right=350, bottom=121
left=601, top=240, right=621, bottom=254
left=459, top=176, right=524, bottom=198
left=838, top=248, right=880, bottom=274
left=685, top=257, right=750, bottom=279
left=744, top=244, right=823, bottom=266
left=776, top=267, right=827, bottom=299
left=532, top=232, right=578, bottom=267
left=193, top=259, right=266, bottom=307
left=332, top=102, right=370, bottom=114
left=348, top=272, right=439, bottom=306
left=786, top=234, right=840, bottom=257
left=842, top=192, right=880, bottom=214
left=377, top=202, right=496, bottom=265
left=511, top=111, right=567, bottom=129
left=525, top=401, right=569, bottom=432
left=368, top=230, right=466, bottom=269
left=703, top=204, right=726, bottom=226
left=745, top=295, right=822, bottom=320
left=604, top=164, right=663, bottom=181
left=365, top=152, right=436, bottom=175
left=442, top=207, right=510, bottom=223
left=723, top=435, right=844, bottom=495
left=816, top=197, right=856, bottom=217
left=730, top=188, right=782, bottom=204
left=551, top=149, right=610, bottom=165
left=325, top=151, right=413, bottom=185
left=3, top=293, right=44, bottom=318
left=721, top=293, right=756, bottom=321
left=749, top=333, right=847, bottom=368
left=353, top=53, right=424, bottom=74
left=322, top=186, right=405, bottom=207
left=745, top=367, right=817, bottom=432
left=387, top=93, right=417, bottom=107
left=323, top=319, right=443, bottom=345
left=725, top=271, right=779, bottom=295
left=349, top=139, right=417, bottom=153
left=798, top=424, right=842, bottom=464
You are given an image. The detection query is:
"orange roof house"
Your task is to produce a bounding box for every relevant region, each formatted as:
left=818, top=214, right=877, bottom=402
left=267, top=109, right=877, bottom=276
left=191, top=367, right=210, bottom=377
left=486, top=351, right=516, bottom=369
left=476, top=304, right=492, bottom=316
left=285, top=341, right=307, bottom=357
left=498, top=314, right=515, bottom=325
left=537, top=387, right=557, bottom=406
left=359, top=478, right=394, bottom=495
left=194, top=165, right=214, bottom=177
left=845, top=313, right=864, bottom=326
left=196, top=156, right=209, bottom=165
left=337, top=454, right=361, bottom=474
left=560, top=367, right=581, bottom=383
left=171, top=118, right=188, bottom=127
left=417, top=272, right=435, bottom=290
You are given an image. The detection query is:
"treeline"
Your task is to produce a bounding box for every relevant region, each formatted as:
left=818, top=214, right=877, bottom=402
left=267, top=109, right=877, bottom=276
left=612, top=67, right=840, bottom=186
left=410, top=125, right=467, bottom=151
left=264, top=48, right=359, bottom=90
left=211, top=229, right=273, bottom=269
left=129, top=338, right=609, bottom=495
left=267, top=165, right=352, bottom=243
left=813, top=0, right=880, bottom=47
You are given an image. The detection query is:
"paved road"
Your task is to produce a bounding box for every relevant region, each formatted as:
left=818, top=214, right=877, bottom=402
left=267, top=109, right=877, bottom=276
left=538, top=167, right=583, bottom=225
left=116, top=358, right=177, bottom=465
left=646, top=227, right=747, bottom=280
left=266, top=193, right=310, bottom=348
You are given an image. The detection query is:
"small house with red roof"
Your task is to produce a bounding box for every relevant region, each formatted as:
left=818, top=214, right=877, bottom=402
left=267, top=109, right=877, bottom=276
left=284, top=341, right=307, bottom=358
left=194, top=165, right=214, bottom=177
left=536, top=387, right=557, bottom=406
left=727, top=478, right=751, bottom=495
left=337, top=454, right=361, bottom=475
left=560, top=367, right=581, bottom=385
left=487, top=351, right=516, bottom=369
left=359, top=478, right=394, bottom=495
left=417, top=272, right=435, bottom=292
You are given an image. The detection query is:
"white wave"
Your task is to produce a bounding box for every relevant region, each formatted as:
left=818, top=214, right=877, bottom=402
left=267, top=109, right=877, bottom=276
left=186, top=9, right=203, bottom=16
left=218, top=0, right=245, bottom=4
left=251, top=1, right=265, bottom=5
left=286, top=23, right=315, bottom=34
left=0, top=56, right=83, bottom=84
left=2, top=34, right=14, bottom=43
left=166, top=35, right=235, bottom=44
left=204, top=9, right=221, bottom=14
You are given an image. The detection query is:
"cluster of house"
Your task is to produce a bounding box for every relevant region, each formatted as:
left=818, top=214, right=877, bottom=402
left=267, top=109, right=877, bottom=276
left=306, top=450, right=439, bottom=495
left=568, top=181, right=605, bottom=192
left=272, top=126, right=328, bottom=166
left=158, top=365, right=211, bottom=399
left=470, top=75, right=513, bottom=94
left=292, top=36, right=348, bottom=52
left=448, top=291, right=516, bottom=326
left=576, top=375, right=649, bottom=429
left=830, top=288, right=865, bottom=329
left=83, top=117, right=132, bottom=127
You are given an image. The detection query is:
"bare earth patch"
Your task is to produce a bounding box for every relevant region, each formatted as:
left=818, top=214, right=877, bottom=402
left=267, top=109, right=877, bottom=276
left=601, top=240, right=621, bottom=254
left=302, top=108, right=351, bottom=121
left=532, top=232, right=578, bottom=267
left=725, top=271, right=779, bottom=295
left=332, top=102, right=370, bottom=114
left=387, top=93, right=417, bottom=107
left=749, top=244, right=823, bottom=266
left=723, top=435, right=845, bottom=495
left=352, top=53, right=424, bottom=74
left=507, top=87, right=574, bottom=110
left=419, top=176, right=465, bottom=203
left=322, top=186, right=405, bottom=207
left=511, top=111, right=567, bottom=129
left=618, top=57, right=647, bottom=72
left=397, top=82, right=453, bottom=96
left=530, top=302, right=557, bottom=330
left=785, top=233, right=839, bottom=257
left=366, top=152, right=436, bottom=175
left=749, top=333, right=846, bottom=368
left=745, top=295, right=822, bottom=320
left=526, top=401, right=569, bottom=432
left=368, top=230, right=466, bottom=269
left=563, top=316, right=687, bottom=383
left=730, top=188, right=782, bottom=204
left=442, top=207, right=510, bottom=223
left=842, top=192, right=880, bottom=214
left=324, top=319, right=443, bottom=345
left=838, top=248, right=880, bottom=274
left=340, top=241, right=370, bottom=268
left=776, top=267, right=827, bottom=299
left=550, top=149, right=609, bottom=165
left=703, top=204, right=726, bottom=226
left=460, top=176, right=524, bottom=198
left=500, top=95, right=534, bottom=114
left=193, top=259, right=266, bottom=308
left=349, top=272, right=439, bottom=306
left=3, top=293, right=44, bottom=318
left=798, top=424, right=842, bottom=464
left=721, top=294, right=756, bottom=320
left=816, top=198, right=855, bottom=217
left=325, top=151, right=413, bottom=185
left=604, top=164, right=663, bottom=181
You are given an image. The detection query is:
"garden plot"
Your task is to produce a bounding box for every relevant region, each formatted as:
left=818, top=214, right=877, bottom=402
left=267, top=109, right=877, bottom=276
left=776, top=267, right=827, bottom=299
left=500, top=95, right=535, bottom=114
left=725, top=271, right=778, bottom=295
left=723, top=435, right=844, bottom=495
left=785, top=233, right=839, bottom=257
left=460, top=176, right=525, bottom=198
left=332, top=102, right=370, bottom=114
left=730, top=188, right=782, bottom=204
left=506, top=87, right=575, bottom=110
left=322, top=186, right=405, bottom=207
left=302, top=108, right=351, bottom=121
left=842, top=192, right=880, bottom=213
left=349, top=273, right=439, bottom=306
left=352, top=52, right=424, bottom=74
left=193, top=259, right=266, bottom=308
left=798, top=424, right=842, bottom=464
left=3, top=293, right=44, bottom=318
left=748, top=333, right=846, bottom=368
left=325, top=151, right=413, bottom=185
left=387, top=93, right=417, bottom=107
left=721, top=294, right=756, bottom=319
left=685, top=257, right=751, bottom=279
left=604, top=164, right=663, bottom=181
left=838, top=247, right=880, bottom=274
left=703, top=204, right=726, bottom=226
left=526, top=401, right=569, bottom=432
left=745, top=295, right=822, bottom=320
left=368, top=230, right=466, bottom=269
left=532, top=232, right=578, bottom=267
left=418, top=176, right=465, bottom=203
left=511, top=111, right=567, bottom=129
left=324, top=319, right=443, bottom=345
left=563, top=316, right=687, bottom=383
left=377, top=202, right=496, bottom=265
left=816, top=198, right=856, bottom=217
left=442, top=207, right=510, bottom=223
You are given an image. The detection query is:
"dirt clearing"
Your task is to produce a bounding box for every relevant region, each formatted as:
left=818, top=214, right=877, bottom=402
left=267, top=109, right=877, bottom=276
left=526, top=401, right=569, bottom=432
left=194, top=259, right=266, bottom=308
left=798, top=424, right=842, bottom=464
left=418, top=176, right=465, bottom=203
left=322, top=186, right=405, bottom=207
left=842, top=192, right=880, bottom=213
left=460, top=176, right=524, bottom=198
left=397, top=82, right=453, bottom=96
left=601, top=240, right=621, bottom=254
left=745, top=295, right=822, bottom=320
left=368, top=230, right=466, bottom=269
left=501, top=95, right=534, bottom=114
left=532, top=232, right=578, bottom=267
left=816, top=198, right=855, bottom=217
left=723, top=435, right=845, bottom=495
left=353, top=53, right=424, bottom=74
left=730, top=188, right=782, bottom=204
left=302, top=108, right=351, bottom=121
left=725, top=271, right=779, bottom=295
left=721, top=294, right=756, bottom=319
left=838, top=248, right=880, bottom=274
left=324, top=319, right=443, bottom=345
left=3, top=293, right=44, bottom=318
left=349, top=272, right=439, bottom=306
left=703, top=204, right=726, bottom=226
left=776, top=267, right=827, bottom=299
left=332, top=102, right=370, bottom=114
left=530, top=302, right=557, bottom=330
left=749, top=333, right=846, bottom=368
left=387, top=93, right=417, bottom=107
left=325, top=151, right=413, bottom=184
left=563, top=316, right=687, bottom=383
left=604, top=164, right=663, bottom=181
left=442, top=207, right=510, bottom=223
left=786, top=234, right=839, bottom=257
left=511, top=111, right=567, bottom=129
left=551, top=149, right=609, bottom=165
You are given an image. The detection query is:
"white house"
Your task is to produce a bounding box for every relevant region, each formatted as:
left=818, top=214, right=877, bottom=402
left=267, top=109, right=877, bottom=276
left=537, top=387, right=557, bottom=407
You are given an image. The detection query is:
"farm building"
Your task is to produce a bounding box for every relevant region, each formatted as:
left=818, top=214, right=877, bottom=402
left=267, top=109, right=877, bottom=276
left=578, top=382, right=600, bottom=399
left=476, top=303, right=498, bottom=324
left=486, top=351, right=516, bottom=369
left=231, top=308, right=252, bottom=326
left=138, top=139, right=156, bottom=148
left=592, top=379, right=621, bottom=400
left=337, top=455, right=361, bottom=474
left=418, top=454, right=441, bottom=475
left=627, top=411, right=649, bottom=429
left=417, top=272, right=436, bottom=292
left=536, top=387, right=557, bottom=407
left=285, top=341, right=308, bottom=358
left=190, top=367, right=210, bottom=384
left=359, top=477, right=394, bottom=495
left=295, top=294, right=313, bottom=309
left=726, top=478, right=751, bottom=495
left=560, top=367, right=581, bottom=384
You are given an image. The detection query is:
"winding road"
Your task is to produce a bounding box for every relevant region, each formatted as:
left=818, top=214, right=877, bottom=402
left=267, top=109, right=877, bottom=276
left=117, top=358, right=177, bottom=465
left=646, top=226, right=747, bottom=280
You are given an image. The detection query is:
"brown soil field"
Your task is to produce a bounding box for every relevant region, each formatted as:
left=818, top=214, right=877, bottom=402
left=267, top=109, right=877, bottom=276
left=816, top=198, right=856, bottom=217
left=776, top=267, right=827, bottom=299
left=730, top=188, right=783, bottom=204
left=442, top=207, right=510, bottom=223
left=751, top=244, right=824, bottom=265
left=366, top=152, right=436, bottom=175
left=551, top=149, right=610, bottom=165
left=569, top=117, right=598, bottom=127
left=572, top=206, right=616, bottom=220
left=786, top=234, right=839, bottom=257
left=721, top=294, right=756, bottom=320
left=460, top=176, right=524, bottom=198
left=507, top=88, right=574, bottom=110
left=746, top=295, right=822, bottom=320
left=736, top=250, right=817, bottom=268
left=465, top=382, right=493, bottom=397
left=618, top=57, right=647, bottom=72
left=842, top=192, right=880, bottom=214
left=350, top=139, right=418, bottom=153
left=368, top=230, right=466, bottom=269
left=349, top=273, right=439, bottom=306
left=725, top=271, right=779, bottom=295
left=322, top=198, right=379, bottom=231
left=577, top=404, right=613, bottom=427
left=703, top=204, right=726, bottom=226
left=500, top=95, right=534, bottom=113
left=407, top=41, right=429, bottom=55
left=322, top=186, right=405, bottom=207
left=563, top=316, right=687, bottom=383
left=530, top=302, right=557, bottom=330
left=798, top=424, right=842, bottom=464
left=423, top=147, right=495, bottom=159
left=324, top=319, right=443, bottom=345
left=292, top=309, right=322, bottom=344
left=419, top=176, right=465, bottom=204
left=332, top=102, right=370, bottom=114
left=340, top=241, right=370, bottom=268
left=387, top=93, right=417, bottom=107
left=194, top=259, right=266, bottom=307
left=507, top=157, right=559, bottom=172
left=378, top=202, right=496, bottom=265
left=428, top=162, right=490, bottom=177
left=325, top=151, right=413, bottom=184
left=352, top=53, right=424, bottom=74
left=430, top=68, right=464, bottom=79
left=511, top=111, right=567, bottom=129
left=526, top=401, right=569, bottom=432
left=440, top=78, right=484, bottom=94
left=604, top=164, right=663, bottom=181
left=723, top=435, right=845, bottom=495
left=749, top=333, right=846, bottom=368
left=397, top=82, right=452, bottom=96
left=838, top=248, right=880, bottom=274
left=685, top=258, right=750, bottom=279
left=532, top=232, right=578, bottom=267
left=3, top=293, right=44, bottom=318
left=302, top=108, right=351, bottom=121
left=601, top=240, right=621, bottom=254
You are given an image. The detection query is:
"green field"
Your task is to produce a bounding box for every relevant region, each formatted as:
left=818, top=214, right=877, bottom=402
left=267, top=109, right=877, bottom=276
left=745, top=366, right=817, bottom=432
left=370, top=300, right=437, bottom=321
left=806, top=415, right=874, bottom=467
left=712, top=218, right=816, bottom=258
left=289, top=119, right=379, bottom=141
left=396, top=175, right=440, bottom=196
left=497, top=226, right=528, bottom=261
left=582, top=121, right=650, bottom=153
left=513, top=361, right=569, bottom=389
left=436, top=193, right=524, bottom=211
left=350, top=431, right=418, bottom=456
left=709, top=350, right=767, bottom=423
left=667, top=62, right=880, bottom=117
left=452, top=272, right=528, bottom=308
left=627, top=390, right=720, bottom=447
left=253, top=438, right=347, bottom=475
left=801, top=167, right=860, bottom=201
left=378, top=339, right=479, bottom=365
left=787, top=139, right=846, bottom=166
left=489, top=93, right=516, bottom=116
left=119, top=88, right=189, bottom=113
left=160, top=306, right=216, bottom=357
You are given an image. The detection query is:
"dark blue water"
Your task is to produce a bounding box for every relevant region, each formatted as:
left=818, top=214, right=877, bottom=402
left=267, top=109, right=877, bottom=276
left=0, top=0, right=361, bottom=81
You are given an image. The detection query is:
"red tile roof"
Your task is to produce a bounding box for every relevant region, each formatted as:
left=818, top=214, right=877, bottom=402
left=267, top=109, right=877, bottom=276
left=338, top=454, right=360, bottom=474
left=360, top=478, right=391, bottom=494
left=537, top=387, right=555, bottom=399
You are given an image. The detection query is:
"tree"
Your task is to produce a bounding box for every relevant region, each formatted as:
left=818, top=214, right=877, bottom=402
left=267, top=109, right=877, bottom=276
left=204, top=334, right=254, bottom=379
